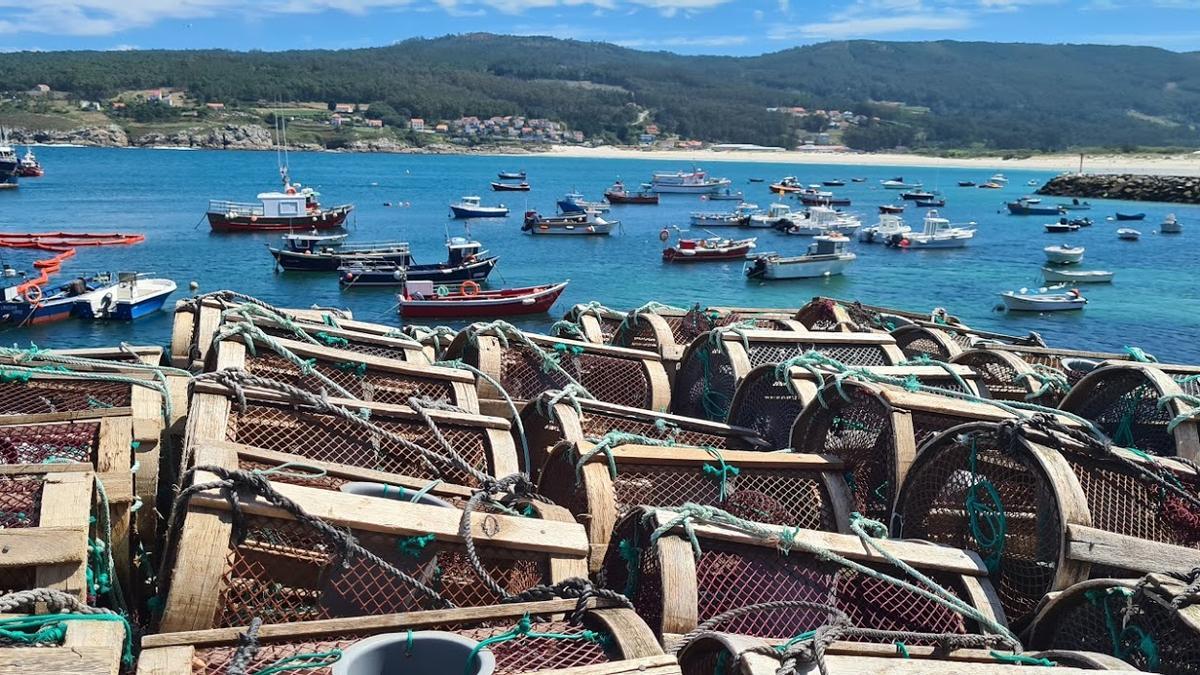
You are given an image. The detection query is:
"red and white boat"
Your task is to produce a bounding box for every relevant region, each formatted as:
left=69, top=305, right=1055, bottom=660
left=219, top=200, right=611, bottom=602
left=397, top=279, right=568, bottom=318
left=662, top=232, right=756, bottom=263
left=207, top=172, right=353, bottom=232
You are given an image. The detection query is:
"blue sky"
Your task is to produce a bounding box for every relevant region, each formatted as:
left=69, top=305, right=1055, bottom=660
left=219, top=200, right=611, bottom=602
left=2, top=0, right=1198, bottom=54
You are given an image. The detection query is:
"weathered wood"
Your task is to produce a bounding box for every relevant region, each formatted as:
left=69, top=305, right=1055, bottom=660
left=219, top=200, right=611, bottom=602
left=33, top=470, right=92, bottom=597
left=0, top=618, right=126, bottom=675
left=158, top=507, right=234, bottom=633
left=657, top=535, right=699, bottom=637
left=1066, top=524, right=1200, bottom=573
left=521, top=655, right=682, bottom=675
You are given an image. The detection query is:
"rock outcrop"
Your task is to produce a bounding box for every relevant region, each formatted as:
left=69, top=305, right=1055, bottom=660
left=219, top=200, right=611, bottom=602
left=10, top=125, right=129, bottom=147
left=1037, top=173, right=1200, bottom=204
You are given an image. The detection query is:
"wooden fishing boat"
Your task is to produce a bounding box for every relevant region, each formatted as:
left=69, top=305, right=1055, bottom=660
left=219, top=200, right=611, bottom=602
left=397, top=279, right=568, bottom=318
left=1115, top=211, right=1145, bottom=221
left=207, top=179, right=352, bottom=232
left=522, top=209, right=616, bottom=235
left=557, top=190, right=610, bottom=213
left=1000, top=287, right=1087, bottom=312
left=1007, top=199, right=1064, bottom=216
left=662, top=234, right=756, bottom=262
left=604, top=180, right=659, bottom=204
left=336, top=238, right=498, bottom=285
left=490, top=180, right=529, bottom=191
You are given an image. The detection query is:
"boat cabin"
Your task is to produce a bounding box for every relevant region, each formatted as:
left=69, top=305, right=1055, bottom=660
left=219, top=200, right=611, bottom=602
left=808, top=235, right=850, bottom=257
left=279, top=232, right=351, bottom=254
left=404, top=280, right=436, bottom=298
left=766, top=203, right=793, bottom=218
left=258, top=191, right=311, bottom=218
left=446, top=237, right=484, bottom=265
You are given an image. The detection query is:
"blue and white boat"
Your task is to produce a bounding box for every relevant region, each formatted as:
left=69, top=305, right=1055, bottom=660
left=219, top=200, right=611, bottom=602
left=73, top=273, right=177, bottom=321
left=0, top=275, right=109, bottom=325
left=449, top=196, right=509, bottom=219
left=557, top=191, right=610, bottom=214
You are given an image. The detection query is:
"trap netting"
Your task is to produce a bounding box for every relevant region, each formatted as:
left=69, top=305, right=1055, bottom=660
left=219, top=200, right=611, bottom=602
left=1059, top=363, right=1198, bottom=458
left=254, top=322, right=421, bottom=362
left=0, top=473, right=45, bottom=595
left=1027, top=574, right=1200, bottom=675
left=894, top=419, right=1200, bottom=631
left=599, top=507, right=1004, bottom=644
left=0, top=378, right=131, bottom=415
left=557, top=302, right=626, bottom=343
left=891, top=325, right=963, bottom=361
left=952, top=349, right=1066, bottom=406
left=0, top=421, right=100, bottom=465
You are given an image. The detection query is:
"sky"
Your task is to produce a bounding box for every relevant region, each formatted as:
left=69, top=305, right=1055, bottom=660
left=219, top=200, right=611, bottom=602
left=1, top=0, right=1198, bottom=55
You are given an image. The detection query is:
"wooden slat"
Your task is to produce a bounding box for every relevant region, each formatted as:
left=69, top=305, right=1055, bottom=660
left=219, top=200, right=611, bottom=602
left=34, top=471, right=92, bottom=597
left=158, top=508, right=235, bottom=633
left=522, top=654, right=681, bottom=675
left=657, top=536, right=699, bottom=637
left=133, top=646, right=195, bottom=675
left=0, top=528, right=88, bottom=565
left=0, top=407, right=134, bottom=425
left=602, top=445, right=843, bottom=470
left=1066, top=524, right=1200, bottom=574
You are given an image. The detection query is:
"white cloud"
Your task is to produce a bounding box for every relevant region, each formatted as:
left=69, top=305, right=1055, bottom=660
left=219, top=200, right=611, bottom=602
left=773, top=13, right=970, bottom=39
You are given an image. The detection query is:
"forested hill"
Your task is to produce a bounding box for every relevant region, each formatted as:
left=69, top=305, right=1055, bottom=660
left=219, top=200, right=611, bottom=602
left=2, top=34, right=1199, bottom=151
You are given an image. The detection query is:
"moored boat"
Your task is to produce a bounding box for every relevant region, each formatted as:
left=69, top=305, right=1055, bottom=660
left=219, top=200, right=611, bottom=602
left=662, top=233, right=756, bottom=262
left=450, top=195, right=509, bottom=219
left=1044, top=245, right=1085, bottom=264
left=850, top=177, right=867, bottom=183
left=744, top=235, right=856, bottom=280
left=859, top=214, right=910, bottom=243
left=881, top=177, right=919, bottom=189
left=691, top=203, right=758, bottom=227
left=1059, top=199, right=1091, bottom=210
left=397, top=279, right=567, bottom=318
left=822, top=179, right=845, bottom=187
left=208, top=171, right=353, bottom=232
left=1000, top=287, right=1086, bottom=312
left=879, top=204, right=905, bottom=214
left=491, top=181, right=530, bottom=192
left=782, top=205, right=862, bottom=236
left=16, top=147, right=43, bottom=177
left=1041, top=267, right=1114, bottom=284
left=769, top=176, right=804, bottom=193
left=989, top=173, right=1009, bottom=185
left=1007, top=199, right=1065, bottom=216
left=915, top=197, right=946, bottom=208
left=748, top=203, right=801, bottom=229
left=0, top=274, right=109, bottom=325
left=1115, top=212, right=1145, bottom=221
left=557, top=191, right=610, bottom=213
left=1161, top=214, right=1182, bottom=234
left=604, top=181, right=659, bottom=204
left=798, top=190, right=851, bottom=206
left=497, top=170, right=526, bottom=180
left=332, top=237, right=497, bottom=284
left=1044, top=218, right=1080, bottom=233
left=522, top=210, right=615, bottom=235
left=0, top=129, right=17, bottom=189
left=957, top=180, right=976, bottom=187
left=706, top=188, right=745, bottom=201
left=888, top=210, right=974, bottom=249
left=72, top=273, right=177, bottom=320
left=650, top=168, right=731, bottom=194
left=901, top=190, right=936, bottom=201
left=1117, top=228, right=1141, bottom=240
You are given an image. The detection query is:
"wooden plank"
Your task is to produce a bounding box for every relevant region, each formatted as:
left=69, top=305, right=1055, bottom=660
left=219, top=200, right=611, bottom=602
left=485, top=427, right=520, bottom=478
left=588, top=608, right=664, bottom=660
left=133, top=646, right=195, bottom=675
left=0, top=462, right=92, bottom=477
left=262, top=335, right=475, bottom=383
left=62, top=620, right=126, bottom=675
left=890, top=409, right=917, bottom=508
left=0, top=527, right=88, bottom=565
left=657, top=536, right=699, bottom=637
left=188, top=473, right=589, bottom=557
left=0, top=647, right=122, bottom=674
left=645, top=358, right=672, bottom=412
left=648, top=509, right=987, bottom=576
left=96, top=416, right=133, bottom=493
left=1024, top=442, right=1094, bottom=593
left=579, top=461, right=617, bottom=574
left=1066, top=524, right=1200, bottom=574
left=599, top=445, right=843, bottom=470
left=877, top=387, right=1017, bottom=421
left=521, top=655, right=681, bottom=675
left=722, top=330, right=897, bottom=346
left=159, top=508, right=234, bottom=633
left=0, top=407, right=134, bottom=425
left=35, top=471, right=92, bottom=598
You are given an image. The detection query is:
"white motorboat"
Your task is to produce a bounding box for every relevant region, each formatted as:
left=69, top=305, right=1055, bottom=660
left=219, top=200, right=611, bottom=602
left=691, top=203, right=758, bottom=227
left=1044, top=245, right=1085, bottom=265
left=449, top=196, right=508, bottom=219
left=1117, top=228, right=1141, bottom=241
left=72, top=273, right=177, bottom=321
left=989, top=173, right=1009, bottom=185
left=784, top=205, right=862, bottom=236
left=706, top=189, right=745, bottom=201
left=650, top=168, right=732, bottom=194
left=1000, top=287, right=1087, bottom=312
left=859, top=214, right=910, bottom=243
left=1041, top=267, right=1114, bottom=284
left=748, top=203, right=802, bottom=229
left=745, top=235, right=856, bottom=280
left=891, top=210, right=975, bottom=248
left=881, top=177, right=920, bottom=190
left=1161, top=214, right=1182, bottom=234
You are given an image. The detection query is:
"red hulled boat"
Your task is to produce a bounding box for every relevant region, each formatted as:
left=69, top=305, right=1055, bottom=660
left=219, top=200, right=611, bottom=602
left=662, top=232, right=756, bottom=263
left=207, top=169, right=353, bottom=232
left=397, top=279, right=568, bottom=318
left=604, top=181, right=659, bottom=204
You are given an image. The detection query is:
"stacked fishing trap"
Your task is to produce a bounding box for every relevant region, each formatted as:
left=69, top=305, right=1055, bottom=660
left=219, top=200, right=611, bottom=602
left=0, top=291, right=1195, bottom=674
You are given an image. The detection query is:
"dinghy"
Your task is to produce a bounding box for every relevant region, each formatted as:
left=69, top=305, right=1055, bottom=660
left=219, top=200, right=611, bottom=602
left=1117, top=228, right=1141, bottom=241
left=1041, top=267, right=1113, bottom=284
left=1161, top=214, right=1182, bottom=234
left=1044, top=245, right=1085, bottom=264
left=1000, top=287, right=1087, bottom=312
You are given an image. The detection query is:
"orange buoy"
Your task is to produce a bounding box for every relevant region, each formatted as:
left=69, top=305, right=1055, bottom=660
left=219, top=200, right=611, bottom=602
left=461, top=280, right=481, bottom=297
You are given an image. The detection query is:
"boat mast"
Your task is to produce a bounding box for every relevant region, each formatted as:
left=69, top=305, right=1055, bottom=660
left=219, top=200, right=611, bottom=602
left=276, top=113, right=291, bottom=189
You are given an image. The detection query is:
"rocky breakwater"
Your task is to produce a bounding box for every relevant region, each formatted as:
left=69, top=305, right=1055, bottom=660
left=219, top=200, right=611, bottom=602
left=1037, top=173, right=1200, bottom=204
left=10, top=125, right=129, bottom=147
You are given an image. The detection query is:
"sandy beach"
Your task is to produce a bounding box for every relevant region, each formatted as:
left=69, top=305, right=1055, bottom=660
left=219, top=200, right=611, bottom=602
left=541, top=145, right=1200, bottom=176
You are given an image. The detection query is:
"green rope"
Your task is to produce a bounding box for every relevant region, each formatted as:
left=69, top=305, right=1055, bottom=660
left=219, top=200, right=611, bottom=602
left=965, top=435, right=1007, bottom=574
left=776, top=630, right=817, bottom=652
left=617, top=538, right=641, bottom=596
left=253, top=650, right=343, bottom=675
left=1014, top=365, right=1071, bottom=401
left=0, top=613, right=134, bottom=666
left=574, top=431, right=676, bottom=484
left=1086, top=587, right=1158, bottom=671
left=213, top=321, right=358, bottom=399
left=1123, top=346, right=1158, bottom=363
left=468, top=320, right=593, bottom=394
left=701, top=447, right=740, bottom=501
left=333, top=361, right=369, bottom=379
left=315, top=332, right=349, bottom=347
left=1112, top=386, right=1146, bottom=449
left=252, top=462, right=328, bottom=481
left=549, top=320, right=587, bottom=341
left=615, top=301, right=689, bottom=345
left=397, top=533, right=437, bottom=558
left=463, top=614, right=606, bottom=675
left=1157, top=393, right=1200, bottom=434
left=436, top=358, right=534, bottom=473
left=989, top=651, right=1055, bottom=667
left=86, top=395, right=113, bottom=409
left=90, top=477, right=127, bottom=614
left=894, top=641, right=910, bottom=659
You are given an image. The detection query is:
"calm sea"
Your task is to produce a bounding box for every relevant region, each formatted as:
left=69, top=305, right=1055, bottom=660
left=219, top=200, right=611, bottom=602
left=1, top=147, right=1197, bottom=363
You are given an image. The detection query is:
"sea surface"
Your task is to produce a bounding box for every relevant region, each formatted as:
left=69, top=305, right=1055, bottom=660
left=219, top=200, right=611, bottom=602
left=2, top=146, right=1197, bottom=363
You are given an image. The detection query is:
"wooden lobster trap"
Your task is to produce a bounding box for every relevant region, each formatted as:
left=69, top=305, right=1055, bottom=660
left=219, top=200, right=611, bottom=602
left=890, top=324, right=966, bottom=361
left=537, top=442, right=851, bottom=572
left=0, top=465, right=93, bottom=600
left=205, top=328, right=479, bottom=411
left=952, top=348, right=1067, bottom=407
left=670, top=329, right=905, bottom=422
left=0, top=611, right=128, bottom=675
left=442, top=326, right=670, bottom=417
left=973, top=343, right=1137, bottom=387
left=520, top=391, right=769, bottom=480
left=140, top=598, right=673, bottom=675
left=1026, top=573, right=1200, bottom=674
left=677, top=631, right=1140, bottom=674
left=893, top=420, right=1200, bottom=631
left=727, top=363, right=984, bottom=451
left=186, top=376, right=519, bottom=490
left=1059, top=362, right=1200, bottom=461
left=600, top=507, right=1008, bottom=647
left=802, top=297, right=969, bottom=333
left=556, top=303, right=627, bottom=344
left=157, top=468, right=590, bottom=633
left=401, top=324, right=459, bottom=362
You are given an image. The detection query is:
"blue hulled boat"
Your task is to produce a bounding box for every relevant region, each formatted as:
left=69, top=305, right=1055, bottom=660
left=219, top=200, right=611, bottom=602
left=72, top=273, right=176, bottom=321
left=0, top=275, right=107, bottom=325
left=338, top=238, right=498, bottom=286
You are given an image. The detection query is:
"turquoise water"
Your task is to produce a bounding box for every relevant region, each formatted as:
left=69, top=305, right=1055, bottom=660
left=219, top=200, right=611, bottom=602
left=1, top=147, right=1197, bottom=362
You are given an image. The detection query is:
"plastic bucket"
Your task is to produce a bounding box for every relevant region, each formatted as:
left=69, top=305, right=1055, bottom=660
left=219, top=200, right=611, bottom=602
left=339, top=481, right=454, bottom=509
left=333, top=630, right=496, bottom=675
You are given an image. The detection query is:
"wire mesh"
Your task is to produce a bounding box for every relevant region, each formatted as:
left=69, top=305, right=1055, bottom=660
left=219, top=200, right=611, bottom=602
left=0, top=380, right=131, bottom=415
left=224, top=400, right=491, bottom=487
left=893, top=328, right=955, bottom=361
left=1062, top=369, right=1178, bottom=456
left=952, top=352, right=1044, bottom=404
left=491, top=342, right=653, bottom=408
left=0, top=474, right=43, bottom=528
left=240, top=352, right=456, bottom=406
left=256, top=324, right=417, bottom=362
left=576, top=407, right=746, bottom=449
left=726, top=370, right=803, bottom=450
left=0, top=422, right=99, bottom=465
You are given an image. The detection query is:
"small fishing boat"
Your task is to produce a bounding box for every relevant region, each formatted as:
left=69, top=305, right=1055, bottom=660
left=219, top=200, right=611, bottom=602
left=270, top=232, right=387, bottom=271
left=497, top=171, right=526, bottom=180
left=822, top=179, right=845, bottom=187
left=748, top=203, right=802, bottom=229
left=748, top=178, right=765, bottom=183
left=491, top=181, right=530, bottom=192
left=73, top=273, right=177, bottom=321
left=1115, top=212, right=1145, bottom=221
left=449, top=196, right=509, bottom=219
left=706, top=189, right=745, bottom=201
left=769, top=176, right=804, bottom=194
left=915, top=198, right=946, bottom=208
left=859, top=214, right=910, bottom=243
left=0, top=274, right=109, bottom=325
left=851, top=177, right=867, bottom=183
left=397, top=279, right=567, bottom=318
left=1044, top=245, right=1085, bottom=264
left=0, top=129, right=17, bottom=188
left=1008, top=199, right=1065, bottom=216
left=208, top=174, right=353, bottom=232
left=1161, top=214, right=1182, bottom=234
left=798, top=191, right=851, bottom=206
left=1059, top=199, right=1091, bottom=211
left=744, top=235, right=856, bottom=280
left=1117, top=228, right=1141, bottom=241
left=989, top=173, right=1009, bottom=185
left=1071, top=217, right=1093, bottom=227
left=522, top=210, right=616, bottom=235
left=1000, top=287, right=1086, bottom=312
left=879, top=204, right=905, bottom=215
left=888, top=211, right=975, bottom=249
left=783, top=205, right=862, bottom=236
left=650, top=169, right=731, bottom=194
left=881, top=177, right=919, bottom=189
left=333, top=238, right=497, bottom=284
left=1041, top=267, right=1113, bottom=284
left=1044, top=219, right=1080, bottom=233
left=691, top=203, right=758, bottom=227
left=957, top=181, right=976, bottom=187
left=16, top=147, right=43, bottom=177
left=662, top=233, right=757, bottom=263
left=977, top=182, right=1004, bottom=189
left=901, top=190, right=936, bottom=201
left=1027, top=179, right=1040, bottom=187
left=557, top=191, right=610, bottom=214
left=604, top=181, right=659, bottom=204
